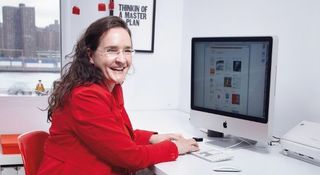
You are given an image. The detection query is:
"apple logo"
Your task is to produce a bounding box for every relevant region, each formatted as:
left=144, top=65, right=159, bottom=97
left=223, top=121, right=228, bottom=128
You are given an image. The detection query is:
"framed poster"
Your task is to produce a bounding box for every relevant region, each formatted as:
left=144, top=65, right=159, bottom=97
left=113, top=0, right=156, bottom=53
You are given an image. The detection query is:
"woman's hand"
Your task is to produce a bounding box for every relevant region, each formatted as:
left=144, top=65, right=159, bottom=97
left=174, top=138, right=199, bottom=154
left=149, top=133, right=184, bottom=144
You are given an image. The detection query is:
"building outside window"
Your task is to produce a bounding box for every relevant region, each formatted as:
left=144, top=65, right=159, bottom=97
left=0, top=0, right=60, bottom=96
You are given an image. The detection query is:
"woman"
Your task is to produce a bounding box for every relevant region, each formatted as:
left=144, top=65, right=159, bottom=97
left=38, top=16, right=199, bottom=175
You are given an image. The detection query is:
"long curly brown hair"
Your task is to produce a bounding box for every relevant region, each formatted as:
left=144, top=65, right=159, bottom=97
left=47, top=16, right=131, bottom=122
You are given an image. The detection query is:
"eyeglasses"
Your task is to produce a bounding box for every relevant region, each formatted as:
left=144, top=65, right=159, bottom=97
left=98, top=48, right=135, bottom=57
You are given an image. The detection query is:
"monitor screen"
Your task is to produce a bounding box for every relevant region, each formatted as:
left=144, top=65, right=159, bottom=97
left=190, top=36, right=277, bottom=143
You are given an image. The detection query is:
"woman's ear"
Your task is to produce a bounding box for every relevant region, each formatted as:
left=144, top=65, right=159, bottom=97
left=87, top=48, right=94, bottom=64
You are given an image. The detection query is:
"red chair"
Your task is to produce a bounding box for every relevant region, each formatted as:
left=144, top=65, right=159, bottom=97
left=18, top=131, right=49, bottom=175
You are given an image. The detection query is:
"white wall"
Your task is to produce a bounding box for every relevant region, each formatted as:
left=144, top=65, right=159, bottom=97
left=0, top=96, right=50, bottom=133
left=122, top=0, right=184, bottom=110
left=179, top=0, right=320, bottom=136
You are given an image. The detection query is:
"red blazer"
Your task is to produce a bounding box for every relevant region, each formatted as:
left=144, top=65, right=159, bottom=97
left=37, top=84, right=178, bottom=175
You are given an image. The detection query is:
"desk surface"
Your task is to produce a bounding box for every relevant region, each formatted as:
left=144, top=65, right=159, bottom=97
left=129, top=109, right=320, bottom=175
left=1, top=109, right=320, bottom=174
left=0, top=147, right=22, bottom=166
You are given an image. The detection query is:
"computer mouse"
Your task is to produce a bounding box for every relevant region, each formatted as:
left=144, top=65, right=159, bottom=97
left=213, top=165, right=241, bottom=172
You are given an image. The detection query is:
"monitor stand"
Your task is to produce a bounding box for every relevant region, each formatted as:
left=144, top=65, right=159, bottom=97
left=206, top=129, right=257, bottom=149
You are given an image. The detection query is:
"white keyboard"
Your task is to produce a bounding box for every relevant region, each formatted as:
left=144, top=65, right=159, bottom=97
left=191, top=143, right=234, bottom=162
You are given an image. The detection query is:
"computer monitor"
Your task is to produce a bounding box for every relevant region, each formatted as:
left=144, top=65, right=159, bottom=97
left=190, top=36, right=277, bottom=144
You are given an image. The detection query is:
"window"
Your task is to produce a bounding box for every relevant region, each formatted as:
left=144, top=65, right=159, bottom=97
left=0, top=0, right=60, bottom=96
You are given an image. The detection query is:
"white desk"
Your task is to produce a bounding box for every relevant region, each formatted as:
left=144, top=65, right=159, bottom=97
left=129, top=109, right=320, bottom=175
left=0, top=148, right=22, bottom=166
left=0, top=147, right=24, bottom=175
left=1, top=109, right=320, bottom=175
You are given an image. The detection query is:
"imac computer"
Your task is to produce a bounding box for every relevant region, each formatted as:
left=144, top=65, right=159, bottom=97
left=190, top=36, right=278, bottom=144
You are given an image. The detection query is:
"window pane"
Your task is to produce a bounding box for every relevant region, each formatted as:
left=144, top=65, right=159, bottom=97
left=0, top=0, right=60, bottom=96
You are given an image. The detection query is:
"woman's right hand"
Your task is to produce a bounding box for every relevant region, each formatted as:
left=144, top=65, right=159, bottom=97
left=174, top=138, right=199, bottom=155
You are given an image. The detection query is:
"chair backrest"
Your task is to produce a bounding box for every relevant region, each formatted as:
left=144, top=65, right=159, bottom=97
left=18, top=131, right=49, bottom=175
